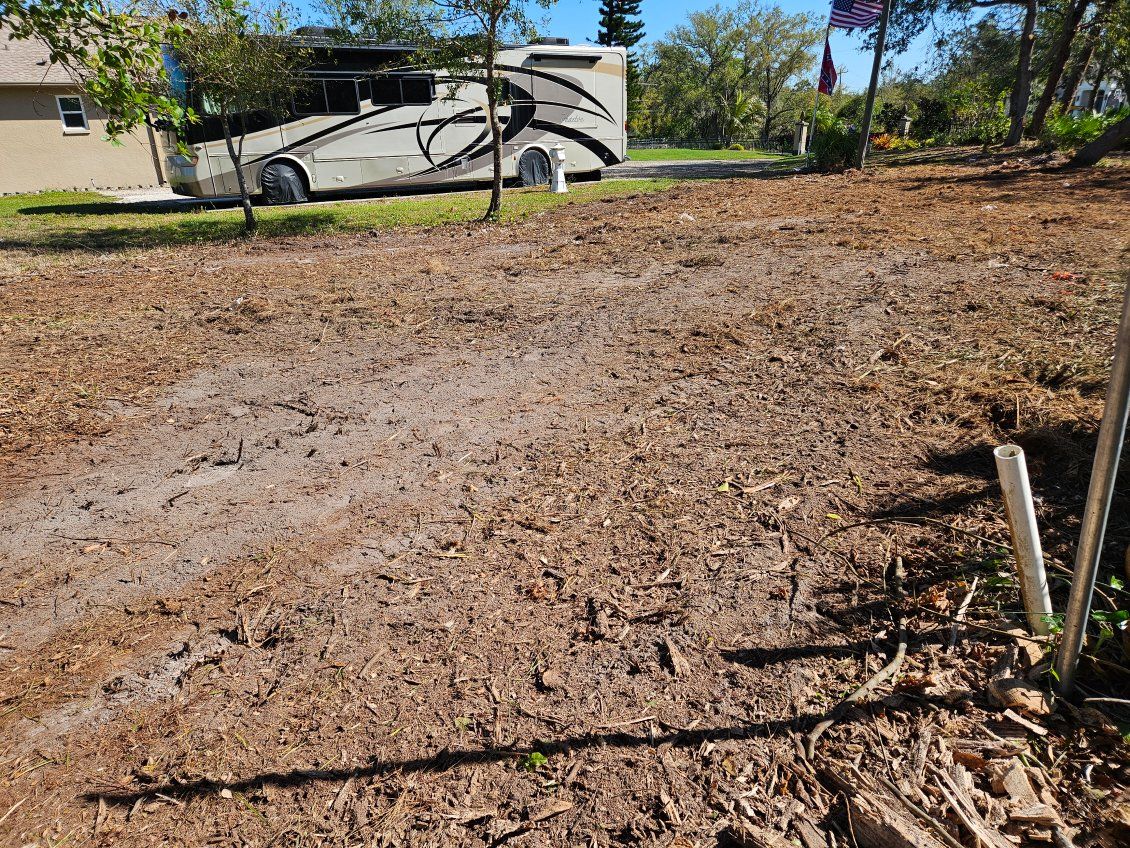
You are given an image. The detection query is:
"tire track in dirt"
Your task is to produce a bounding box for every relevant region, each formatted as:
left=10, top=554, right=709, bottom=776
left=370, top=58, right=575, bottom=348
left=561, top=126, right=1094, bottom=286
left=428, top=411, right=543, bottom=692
left=0, top=244, right=781, bottom=730
left=0, top=291, right=651, bottom=651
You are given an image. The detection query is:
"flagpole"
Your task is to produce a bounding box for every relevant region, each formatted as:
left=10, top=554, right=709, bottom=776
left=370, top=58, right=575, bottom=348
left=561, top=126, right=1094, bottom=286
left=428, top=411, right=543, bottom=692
left=807, top=23, right=832, bottom=158
left=854, top=0, right=893, bottom=168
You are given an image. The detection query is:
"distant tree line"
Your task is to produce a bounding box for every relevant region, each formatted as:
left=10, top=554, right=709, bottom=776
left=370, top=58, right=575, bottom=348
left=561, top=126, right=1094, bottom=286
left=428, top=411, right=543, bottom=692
left=634, top=0, right=1128, bottom=157
left=633, top=2, right=823, bottom=147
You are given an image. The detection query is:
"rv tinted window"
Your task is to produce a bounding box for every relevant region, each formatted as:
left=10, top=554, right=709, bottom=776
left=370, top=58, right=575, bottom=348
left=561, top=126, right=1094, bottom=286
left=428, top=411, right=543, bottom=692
left=370, top=76, right=401, bottom=105
left=293, top=80, right=325, bottom=115
left=400, top=77, right=433, bottom=105
left=324, top=79, right=360, bottom=114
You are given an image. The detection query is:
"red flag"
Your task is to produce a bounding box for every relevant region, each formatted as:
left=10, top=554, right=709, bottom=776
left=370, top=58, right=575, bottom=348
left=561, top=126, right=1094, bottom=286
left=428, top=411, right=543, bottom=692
left=818, top=38, right=837, bottom=95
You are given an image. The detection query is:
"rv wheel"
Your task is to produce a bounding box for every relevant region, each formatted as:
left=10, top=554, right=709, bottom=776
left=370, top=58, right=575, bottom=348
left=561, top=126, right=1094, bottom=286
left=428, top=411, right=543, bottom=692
left=517, top=149, right=551, bottom=187
left=260, top=161, right=308, bottom=205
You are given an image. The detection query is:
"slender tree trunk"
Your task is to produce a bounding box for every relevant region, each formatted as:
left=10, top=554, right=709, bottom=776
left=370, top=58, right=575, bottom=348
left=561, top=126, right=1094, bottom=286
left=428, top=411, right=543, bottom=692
left=1067, top=111, right=1130, bottom=165
left=1086, top=56, right=1107, bottom=110
left=1059, top=25, right=1099, bottom=111
left=762, top=67, right=772, bottom=145
left=1029, top=0, right=1090, bottom=137
left=1005, top=0, right=1039, bottom=145
left=221, top=115, right=256, bottom=234
left=483, top=26, right=503, bottom=221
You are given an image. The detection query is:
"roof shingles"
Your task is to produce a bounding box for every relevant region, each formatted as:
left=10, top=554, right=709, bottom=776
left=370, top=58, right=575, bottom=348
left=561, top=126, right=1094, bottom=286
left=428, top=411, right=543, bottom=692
left=0, top=31, right=75, bottom=85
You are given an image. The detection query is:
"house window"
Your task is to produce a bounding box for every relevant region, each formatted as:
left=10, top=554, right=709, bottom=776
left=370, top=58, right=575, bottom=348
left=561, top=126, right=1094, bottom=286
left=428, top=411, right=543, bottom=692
left=56, top=95, right=88, bottom=133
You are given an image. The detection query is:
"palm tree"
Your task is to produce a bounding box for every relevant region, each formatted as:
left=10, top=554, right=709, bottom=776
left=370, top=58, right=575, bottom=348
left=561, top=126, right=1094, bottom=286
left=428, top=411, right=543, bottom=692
left=721, top=89, right=762, bottom=144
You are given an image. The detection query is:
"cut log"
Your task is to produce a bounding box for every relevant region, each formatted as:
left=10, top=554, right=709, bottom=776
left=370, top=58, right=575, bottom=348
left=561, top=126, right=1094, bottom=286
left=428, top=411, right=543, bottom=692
left=819, top=764, right=955, bottom=848
left=848, top=792, right=947, bottom=848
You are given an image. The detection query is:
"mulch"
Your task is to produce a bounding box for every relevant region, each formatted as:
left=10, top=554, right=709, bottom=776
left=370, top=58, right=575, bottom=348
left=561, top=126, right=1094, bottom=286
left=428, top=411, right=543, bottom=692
left=0, top=156, right=1127, bottom=847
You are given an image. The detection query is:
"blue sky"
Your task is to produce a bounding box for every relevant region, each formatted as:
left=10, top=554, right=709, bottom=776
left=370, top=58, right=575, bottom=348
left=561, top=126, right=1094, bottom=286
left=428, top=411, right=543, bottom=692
left=537, top=0, right=940, bottom=87
left=295, top=1, right=950, bottom=91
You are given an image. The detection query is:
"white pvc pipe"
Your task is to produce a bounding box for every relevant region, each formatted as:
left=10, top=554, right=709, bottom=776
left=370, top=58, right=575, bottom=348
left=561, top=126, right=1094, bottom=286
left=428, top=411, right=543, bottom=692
left=994, top=445, right=1054, bottom=636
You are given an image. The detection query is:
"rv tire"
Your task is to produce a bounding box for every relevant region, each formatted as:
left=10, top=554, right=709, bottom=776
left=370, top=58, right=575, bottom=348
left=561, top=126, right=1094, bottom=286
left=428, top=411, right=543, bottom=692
left=517, top=149, right=551, bottom=187
left=260, top=161, right=309, bottom=205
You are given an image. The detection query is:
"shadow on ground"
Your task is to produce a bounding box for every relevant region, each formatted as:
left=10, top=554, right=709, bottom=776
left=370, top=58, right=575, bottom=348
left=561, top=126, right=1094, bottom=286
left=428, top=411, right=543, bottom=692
left=609, top=157, right=806, bottom=180
left=2, top=210, right=343, bottom=252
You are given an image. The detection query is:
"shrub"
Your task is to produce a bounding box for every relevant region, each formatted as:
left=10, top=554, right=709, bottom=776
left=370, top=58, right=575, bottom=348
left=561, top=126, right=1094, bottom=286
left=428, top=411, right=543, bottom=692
left=813, top=105, right=839, bottom=134
left=914, top=97, right=953, bottom=139
left=1043, top=107, right=1128, bottom=150
left=870, top=132, right=896, bottom=150
left=727, top=143, right=745, bottom=150
left=888, top=136, right=921, bottom=151
left=877, top=103, right=903, bottom=134
left=870, top=133, right=921, bottom=152
left=811, top=122, right=859, bottom=172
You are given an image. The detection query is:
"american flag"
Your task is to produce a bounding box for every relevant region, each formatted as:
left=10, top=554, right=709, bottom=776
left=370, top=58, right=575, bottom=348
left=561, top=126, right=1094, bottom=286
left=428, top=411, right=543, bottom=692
left=829, top=0, right=883, bottom=29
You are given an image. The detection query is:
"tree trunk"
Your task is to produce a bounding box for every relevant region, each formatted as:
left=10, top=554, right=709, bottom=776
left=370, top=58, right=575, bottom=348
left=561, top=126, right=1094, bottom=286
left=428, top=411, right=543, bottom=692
left=1067, top=111, right=1130, bottom=166
left=1059, top=25, right=1099, bottom=111
left=762, top=67, right=772, bottom=145
left=221, top=115, right=256, bottom=234
left=1086, top=57, right=1107, bottom=110
left=483, top=28, right=502, bottom=222
left=1028, top=0, right=1090, bottom=137
left=1006, top=0, right=1039, bottom=146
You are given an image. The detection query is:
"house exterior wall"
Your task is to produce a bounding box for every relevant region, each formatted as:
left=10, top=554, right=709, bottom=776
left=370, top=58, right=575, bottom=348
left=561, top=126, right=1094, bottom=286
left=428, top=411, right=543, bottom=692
left=0, top=85, right=163, bottom=194
left=1069, top=80, right=1126, bottom=115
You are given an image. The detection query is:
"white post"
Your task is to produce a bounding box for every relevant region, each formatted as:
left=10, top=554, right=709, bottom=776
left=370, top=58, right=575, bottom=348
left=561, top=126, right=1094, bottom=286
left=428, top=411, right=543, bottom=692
left=793, top=120, right=809, bottom=155
left=993, top=445, right=1054, bottom=636
left=550, top=143, right=567, bottom=194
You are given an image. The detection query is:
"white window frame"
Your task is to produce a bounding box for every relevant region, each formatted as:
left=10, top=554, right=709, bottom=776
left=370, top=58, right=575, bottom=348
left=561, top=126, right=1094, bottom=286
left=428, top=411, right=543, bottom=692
left=56, top=94, right=89, bottom=134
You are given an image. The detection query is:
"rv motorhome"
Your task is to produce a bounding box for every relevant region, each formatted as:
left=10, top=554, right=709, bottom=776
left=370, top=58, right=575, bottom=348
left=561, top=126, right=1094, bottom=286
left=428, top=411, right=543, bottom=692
left=161, top=38, right=628, bottom=202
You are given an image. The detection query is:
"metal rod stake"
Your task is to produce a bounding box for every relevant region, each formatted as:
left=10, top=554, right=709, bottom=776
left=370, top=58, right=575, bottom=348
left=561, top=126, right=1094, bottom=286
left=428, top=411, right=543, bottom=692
left=1054, top=278, right=1130, bottom=695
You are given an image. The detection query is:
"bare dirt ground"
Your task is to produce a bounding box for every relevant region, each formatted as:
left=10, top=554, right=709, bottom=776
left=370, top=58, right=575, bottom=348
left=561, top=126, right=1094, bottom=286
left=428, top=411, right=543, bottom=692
left=0, top=158, right=1128, bottom=847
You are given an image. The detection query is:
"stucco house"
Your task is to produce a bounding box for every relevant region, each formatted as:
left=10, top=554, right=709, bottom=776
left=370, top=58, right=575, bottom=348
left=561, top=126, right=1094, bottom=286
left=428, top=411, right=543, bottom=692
left=0, top=31, right=165, bottom=195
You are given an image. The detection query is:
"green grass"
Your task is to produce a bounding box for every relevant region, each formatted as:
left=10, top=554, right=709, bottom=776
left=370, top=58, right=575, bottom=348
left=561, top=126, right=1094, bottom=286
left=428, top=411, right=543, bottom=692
left=627, top=147, right=786, bottom=161
left=0, top=179, right=677, bottom=254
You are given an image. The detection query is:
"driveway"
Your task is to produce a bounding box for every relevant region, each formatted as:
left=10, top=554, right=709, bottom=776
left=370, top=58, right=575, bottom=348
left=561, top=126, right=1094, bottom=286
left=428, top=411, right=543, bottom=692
left=605, top=155, right=797, bottom=180
left=108, top=156, right=795, bottom=209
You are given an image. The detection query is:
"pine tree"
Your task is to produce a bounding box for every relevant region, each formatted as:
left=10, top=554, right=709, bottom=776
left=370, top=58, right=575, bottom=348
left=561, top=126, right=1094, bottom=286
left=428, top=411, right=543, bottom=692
left=596, top=0, right=645, bottom=126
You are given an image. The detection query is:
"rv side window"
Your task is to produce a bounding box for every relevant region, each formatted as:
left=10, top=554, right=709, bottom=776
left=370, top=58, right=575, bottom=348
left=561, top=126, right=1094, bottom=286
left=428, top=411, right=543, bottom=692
left=400, top=77, right=433, bottom=105
left=293, top=79, right=325, bottom=115
left=368, top=74, right=435, bottom=106
left=294, top=77, right=360, bottom=115
left=324, top=79, right=360, bottom=114
left=370, top=76, right=401, bottom=105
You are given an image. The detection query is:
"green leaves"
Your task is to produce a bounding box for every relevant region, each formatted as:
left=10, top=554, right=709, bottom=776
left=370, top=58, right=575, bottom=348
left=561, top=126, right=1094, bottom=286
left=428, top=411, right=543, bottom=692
left=518, top=751, right=548, bottom=771
left=1090, top=609, right=1130, bottom=628
left=2, top=2, right=190, bottom=138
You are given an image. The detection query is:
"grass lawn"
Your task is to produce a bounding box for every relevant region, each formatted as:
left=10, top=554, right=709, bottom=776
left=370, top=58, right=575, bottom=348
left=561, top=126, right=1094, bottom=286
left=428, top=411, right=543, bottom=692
left=0, top=179, right=677, bottom=254
left=627, top=147, right=786, bottom=161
